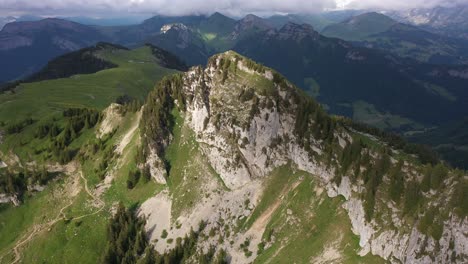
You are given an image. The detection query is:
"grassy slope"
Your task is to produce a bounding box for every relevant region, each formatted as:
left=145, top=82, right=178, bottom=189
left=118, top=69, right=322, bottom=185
left=0, top=47, right=177, bottom=263
left=0, top=111, right=160, bottom=264
left=164, top=109, right=226, bottom=219
left=0, top=46, right=177, bottom=161
left=250, top=166, right=385, bottom=263
left=0, top=46, right=176, bottom=123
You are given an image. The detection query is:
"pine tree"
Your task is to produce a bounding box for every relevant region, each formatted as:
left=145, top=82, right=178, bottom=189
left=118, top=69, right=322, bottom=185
left=404, top=181, right=421, bottom=216
left=389, top=160, right=404, bottom=203
left=421, top=165, right=432, bottom=193
left=431, top=163, right=447, bottom=190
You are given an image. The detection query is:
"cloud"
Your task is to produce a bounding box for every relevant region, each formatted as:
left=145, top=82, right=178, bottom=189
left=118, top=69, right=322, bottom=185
left=0, top=0, right=466, bottom=17
left=341, top=0, right=468, bottom=10
left=0, top=0, right=336, bottom=17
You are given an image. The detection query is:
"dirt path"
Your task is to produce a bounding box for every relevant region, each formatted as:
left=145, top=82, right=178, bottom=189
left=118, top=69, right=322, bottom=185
left=249, top=179, right=302, bottom=234
left=10, top=199, right=74, bottom=264
left=3, top=167, right=106, bottom=264
left=2, top=111, right=140, bottom=263
left=73, top=171, right=105, bottom=221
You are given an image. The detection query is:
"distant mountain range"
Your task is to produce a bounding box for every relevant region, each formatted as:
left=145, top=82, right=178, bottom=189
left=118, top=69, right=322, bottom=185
left=0, top=18, right=108, bottom=82
left=321, top=12, right=468, bottom=64
left=0, top=15, right=147, bottom=29
left=387, top=4, right=468, bottom=40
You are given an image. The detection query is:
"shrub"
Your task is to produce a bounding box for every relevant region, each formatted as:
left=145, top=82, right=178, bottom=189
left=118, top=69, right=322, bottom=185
left=161, top=229, right=168, bottom=239
left=126, top=170, right=141, bottom=189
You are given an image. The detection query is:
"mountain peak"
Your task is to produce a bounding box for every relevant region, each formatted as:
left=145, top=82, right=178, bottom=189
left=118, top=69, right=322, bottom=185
left=277, top=22, right=319, bottom=41
left=160, top=23, right=189, bottom=34
left=231, top=14, right=272, bottom=40
left=238, top=14, right=271, bottom=29
left=347, top=12, right=397, bottom=25
left=243, top=14, right=261, bottom=20
left=209, top=12, right=228, bottom=19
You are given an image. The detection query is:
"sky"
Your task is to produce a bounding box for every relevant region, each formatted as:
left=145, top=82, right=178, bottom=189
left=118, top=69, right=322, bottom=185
left=0, top=0, right=467, bottom=18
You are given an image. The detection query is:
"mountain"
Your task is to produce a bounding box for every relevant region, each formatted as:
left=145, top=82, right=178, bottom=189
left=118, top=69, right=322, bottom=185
left=322, top=12, right=398, bottom=41
left=109, top=13, right=274, bottom=66
left=230, top=14, right=273, bottom=40
left=267, top=14, right=336, bottom=31
left=1, top=51, right=466, bottom=263
left=198, top=12, right=237, bottom=36
left=233, top=22, right=468, bottom=132
left=98, top=15, right=207, bottom=46
left=145, top=23, right=212, bottom=66
left=322, top=12, right=468, bottom=64
left=388, top=4, right=468, bottom=40
left=0, top=18, right=108, bottom=83
left=266, top=10, right=368, bottom=31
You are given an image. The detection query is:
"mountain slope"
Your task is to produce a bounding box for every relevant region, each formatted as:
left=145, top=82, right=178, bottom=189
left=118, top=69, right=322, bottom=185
left=0, top=18, right=109, bottom=82
left=322, top=12, right=468, bottom=64
left=145, top=23, right=212, bottom=66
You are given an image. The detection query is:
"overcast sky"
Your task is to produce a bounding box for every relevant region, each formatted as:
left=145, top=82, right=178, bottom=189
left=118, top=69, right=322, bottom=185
left=0, top=0, right=467, bottom=17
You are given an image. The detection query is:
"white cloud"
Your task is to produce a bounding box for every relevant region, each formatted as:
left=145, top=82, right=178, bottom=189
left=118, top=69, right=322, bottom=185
left=340, top=0, right=468, bottom=10
left=0, top=0, right=466, bottom=17
left=0, top=0, right=336, bottom=17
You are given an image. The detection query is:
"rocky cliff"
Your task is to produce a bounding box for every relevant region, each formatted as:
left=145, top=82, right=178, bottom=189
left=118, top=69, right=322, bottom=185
left=139, top=51, right=467, bottom=263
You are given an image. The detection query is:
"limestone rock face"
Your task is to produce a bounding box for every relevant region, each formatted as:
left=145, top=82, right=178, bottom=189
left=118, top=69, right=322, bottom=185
left=142, top=51, right=468, bottom=263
